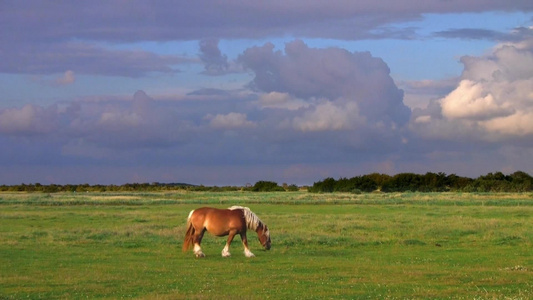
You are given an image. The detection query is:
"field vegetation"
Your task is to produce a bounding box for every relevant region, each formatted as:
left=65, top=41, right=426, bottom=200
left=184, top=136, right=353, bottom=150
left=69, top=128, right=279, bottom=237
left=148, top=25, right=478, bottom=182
left=1, top=191, right=532, bottom=299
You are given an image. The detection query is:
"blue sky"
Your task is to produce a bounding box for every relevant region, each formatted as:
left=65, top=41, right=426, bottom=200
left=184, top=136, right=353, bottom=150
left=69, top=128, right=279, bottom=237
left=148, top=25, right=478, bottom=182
left=1, top=1, right=532, bottom=185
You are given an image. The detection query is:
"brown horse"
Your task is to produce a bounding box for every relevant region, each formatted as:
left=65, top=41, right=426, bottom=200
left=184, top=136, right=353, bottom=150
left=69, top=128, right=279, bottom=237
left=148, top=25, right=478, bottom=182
left=182, top=206, right=271, bottom=258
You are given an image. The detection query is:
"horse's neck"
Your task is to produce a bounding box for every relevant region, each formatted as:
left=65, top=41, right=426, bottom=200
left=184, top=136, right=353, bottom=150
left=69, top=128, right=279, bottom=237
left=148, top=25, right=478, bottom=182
left=229, top=206, right=262, bottom=231
left=253, top=221, right=264, bottom=232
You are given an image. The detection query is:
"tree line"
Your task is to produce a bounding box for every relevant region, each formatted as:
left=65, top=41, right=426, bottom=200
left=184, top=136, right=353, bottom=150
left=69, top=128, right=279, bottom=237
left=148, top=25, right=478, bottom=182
left=0, top=181, right=296, bottom=193
left=308, top=171, right=533, bottom=193
left=0, top=171, right=531, bottom=193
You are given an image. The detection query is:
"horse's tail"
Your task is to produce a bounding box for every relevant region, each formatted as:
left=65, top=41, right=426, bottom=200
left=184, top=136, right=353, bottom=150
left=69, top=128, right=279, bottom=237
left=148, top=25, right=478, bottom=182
left=182, top=210, right=195, bottom=252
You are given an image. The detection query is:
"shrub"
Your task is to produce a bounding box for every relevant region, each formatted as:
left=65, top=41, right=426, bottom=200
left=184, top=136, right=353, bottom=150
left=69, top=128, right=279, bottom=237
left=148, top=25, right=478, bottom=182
left=251, top=181, right=285, bottom=192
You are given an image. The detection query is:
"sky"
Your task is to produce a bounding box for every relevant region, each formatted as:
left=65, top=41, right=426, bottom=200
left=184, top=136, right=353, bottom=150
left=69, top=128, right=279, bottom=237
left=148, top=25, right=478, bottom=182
left=1, top=1, right=532, bottom=186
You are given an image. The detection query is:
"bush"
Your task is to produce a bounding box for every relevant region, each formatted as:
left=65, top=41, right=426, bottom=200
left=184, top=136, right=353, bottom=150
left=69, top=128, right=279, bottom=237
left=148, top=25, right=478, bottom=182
left=251, top=181, right=285, bottom=192
left=286, top=184, right=300, bottom=192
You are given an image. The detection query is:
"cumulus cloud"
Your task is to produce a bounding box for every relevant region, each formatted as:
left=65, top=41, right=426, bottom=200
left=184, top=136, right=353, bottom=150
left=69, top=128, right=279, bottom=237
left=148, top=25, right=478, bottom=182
left=413, top=29, right=533, bottom=140
left=258, top=92, right=309, bottom=111
left=293, top=101, right=361, bottom=132
left=440, top=80, right=512, bottom=120
left=0, top=90, right=196, bottom=152
left=94, top=90, right=152, bottom=130
left=199, top=39, right=230, bottom=75
left=206, top=112, right=256, bottom=129
left=481, top=111, right=533, bottom=136
left=54, top=70, right=76, bottom=86
left=0, top=104, right=59, bottom=135
left=239, top=40, right=410, bottom=129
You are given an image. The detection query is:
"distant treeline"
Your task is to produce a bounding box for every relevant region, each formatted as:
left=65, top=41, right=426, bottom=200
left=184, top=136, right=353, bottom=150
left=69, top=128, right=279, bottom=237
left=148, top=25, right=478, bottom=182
left=0, top=182, right=196, bottom=193
left=309, top=171, right=533, bottom=193
left=1, top=171, right=532, bottom=193
left=0, top=181, right=297, bottom=193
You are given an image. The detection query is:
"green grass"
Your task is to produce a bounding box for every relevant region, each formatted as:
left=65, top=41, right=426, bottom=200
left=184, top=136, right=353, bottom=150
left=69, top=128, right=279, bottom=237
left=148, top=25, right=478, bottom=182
left=1, top=191, right=532, bottom=299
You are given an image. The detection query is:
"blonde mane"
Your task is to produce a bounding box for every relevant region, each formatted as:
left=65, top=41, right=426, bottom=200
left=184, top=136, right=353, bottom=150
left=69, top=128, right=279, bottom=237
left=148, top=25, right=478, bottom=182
left=228, top=206, right=263, bottom=231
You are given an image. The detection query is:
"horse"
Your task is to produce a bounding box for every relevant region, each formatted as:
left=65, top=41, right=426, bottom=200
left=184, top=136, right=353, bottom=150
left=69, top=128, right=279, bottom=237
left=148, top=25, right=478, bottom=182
left=182, top=206, right=271, bottom=258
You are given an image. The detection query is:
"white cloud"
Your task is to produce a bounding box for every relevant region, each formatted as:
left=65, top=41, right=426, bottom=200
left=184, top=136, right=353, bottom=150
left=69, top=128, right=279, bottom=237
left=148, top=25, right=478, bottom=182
left=98, top=111, right=143, bottom=127
left=414, top=115, right=431, bottom=124
left=54, top=70, right=76, bottom=85
left=292, top=101, right=360, bottom=132
left=207, top=112, right=256, bottom=129
left=416, top=32, right=533, bottom=141
left=440, top=80, right=512, bottom=120
left=481, top=111, right=533, bottom=136
left=258, top=92, right=309, bottom=110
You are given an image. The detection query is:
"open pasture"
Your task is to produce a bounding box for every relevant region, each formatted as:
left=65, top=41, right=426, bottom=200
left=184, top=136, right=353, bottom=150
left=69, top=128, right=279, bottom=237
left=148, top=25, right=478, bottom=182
left=1, top=191, right=532, bottom=299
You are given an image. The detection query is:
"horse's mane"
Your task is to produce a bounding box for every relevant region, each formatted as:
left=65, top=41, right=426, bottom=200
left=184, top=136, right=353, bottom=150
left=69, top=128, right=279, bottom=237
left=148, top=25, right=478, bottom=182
left=228, top=206, right=264, bottom=231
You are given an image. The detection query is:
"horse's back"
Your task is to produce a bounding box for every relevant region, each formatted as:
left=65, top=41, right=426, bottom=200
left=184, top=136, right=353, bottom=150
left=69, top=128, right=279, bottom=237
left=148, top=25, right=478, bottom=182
left=190, top=207, right=245, bottom=236
left=191, top=207, right=230, bottom=219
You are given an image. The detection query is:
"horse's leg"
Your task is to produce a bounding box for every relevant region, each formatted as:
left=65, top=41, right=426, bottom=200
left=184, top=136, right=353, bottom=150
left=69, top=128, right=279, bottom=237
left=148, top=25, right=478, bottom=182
left=222, top=230, right=237, bottom=257
left=193, top=228, right=206, bottom=258
left=240, top=232, right=255, bottom=257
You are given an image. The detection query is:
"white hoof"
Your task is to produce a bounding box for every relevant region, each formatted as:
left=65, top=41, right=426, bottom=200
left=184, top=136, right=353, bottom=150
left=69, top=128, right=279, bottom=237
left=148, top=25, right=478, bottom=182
left=195, top=251, right=205, bottom=258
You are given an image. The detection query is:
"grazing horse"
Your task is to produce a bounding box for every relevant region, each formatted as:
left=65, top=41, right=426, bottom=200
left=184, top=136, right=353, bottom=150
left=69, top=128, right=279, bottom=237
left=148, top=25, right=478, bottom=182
left=183, top=206, right=271, bottom=258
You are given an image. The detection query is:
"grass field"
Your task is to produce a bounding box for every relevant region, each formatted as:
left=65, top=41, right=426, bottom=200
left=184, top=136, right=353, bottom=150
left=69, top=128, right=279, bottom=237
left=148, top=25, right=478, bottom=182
left=1, top=191, right=532, bottom=299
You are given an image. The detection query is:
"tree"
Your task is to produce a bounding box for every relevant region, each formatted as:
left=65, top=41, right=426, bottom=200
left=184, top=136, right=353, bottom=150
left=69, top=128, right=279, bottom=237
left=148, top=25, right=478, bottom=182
left=251, top=181, right=285, bottom=192
left=309, top=177, right=336, bottom=193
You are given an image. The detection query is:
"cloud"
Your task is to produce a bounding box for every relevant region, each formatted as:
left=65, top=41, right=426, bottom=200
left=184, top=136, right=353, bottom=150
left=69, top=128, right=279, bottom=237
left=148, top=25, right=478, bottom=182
left=1, top=3, right=533, bottom=185
left=198, top=39, right=245, bottom=76
left=239, top=40, right=410, bottom=128
left=292, top=101, right=361, bottom=132
left=412, top=29, right=533, bottom=140
left=482, top=111, right=533, bottom=136
left=433, top=26, right=533, bottom=42
left=54, top=70, right=76, bottom=86
left=398, top=78, right=459, bottom=109
left=0, top=90, right=196, bottom=151
left=0, top=104, right=59, bottom=135
left=258, top=92, right=309, bottom=111
left=433, top=28, right=504, bottom=40
left=206, top=112, right=256, bottom=129
left=3, top=1, right=530, bottom=44
left=199, top=39, right=230, bottom=75
left=440, top=80, right=513, bottom=120
left=0, top=42, right=187, bottom=77
left=461, top=42, right=533, bottom=82
left=0, top=39, right=412, bottom=176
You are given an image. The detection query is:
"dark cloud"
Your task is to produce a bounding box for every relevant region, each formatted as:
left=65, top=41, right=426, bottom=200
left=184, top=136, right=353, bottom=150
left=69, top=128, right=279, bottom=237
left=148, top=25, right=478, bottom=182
left=2, top=1, right=531, bottom=43
left=199, top=39, right=230, bottom=75
left=433, top=28, right=504, bottom=40
left=187, top=88, right=232, bottom=97
left=0, top=104, right=60, bottom=136
left=0, top=42, right=187, bottom=77
left=433, top=26, right=533, bottom=42
left=239, top=40, right=410, bottom=127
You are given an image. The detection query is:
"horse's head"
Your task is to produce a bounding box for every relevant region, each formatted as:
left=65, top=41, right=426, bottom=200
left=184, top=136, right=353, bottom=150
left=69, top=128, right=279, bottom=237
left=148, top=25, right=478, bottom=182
left=257, top=224, right=271, bottom=250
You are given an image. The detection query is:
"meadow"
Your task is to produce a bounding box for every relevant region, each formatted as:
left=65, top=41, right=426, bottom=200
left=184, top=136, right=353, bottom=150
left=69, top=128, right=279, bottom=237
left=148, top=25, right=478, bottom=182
left=0, top=191, right=532, bottom=299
